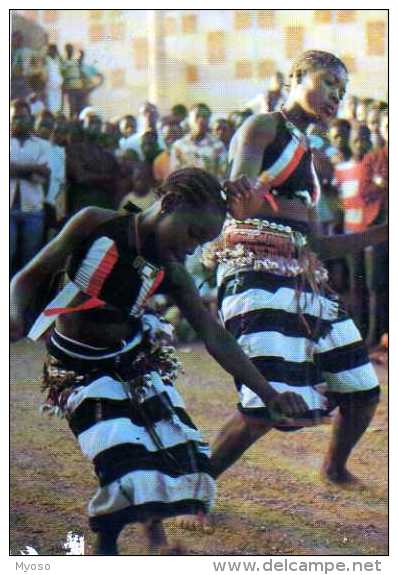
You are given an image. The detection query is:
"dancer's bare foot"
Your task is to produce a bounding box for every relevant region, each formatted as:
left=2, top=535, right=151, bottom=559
left=94, top=531, right=119, bottom=555
left=175, top=510, right=214, bottom=533
left=320, top=465, right=361, bottom=486
left=159, top=542, right=186, bottom=555
left=143, top=519, right=167, bottom=553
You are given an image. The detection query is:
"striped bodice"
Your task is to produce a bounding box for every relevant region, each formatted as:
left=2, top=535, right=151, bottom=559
left=260, top=113, right=321, bottom=207
left=66, top=215, right=165, bottom=317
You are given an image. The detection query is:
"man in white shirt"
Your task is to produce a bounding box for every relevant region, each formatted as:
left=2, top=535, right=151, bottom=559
left=45, top=44, right=64, bottom=114
left=170, top=103, right=227, bottom=181
left=119, top=102, right=165, bottom=161
left=10, top=100, right=50, bottom=275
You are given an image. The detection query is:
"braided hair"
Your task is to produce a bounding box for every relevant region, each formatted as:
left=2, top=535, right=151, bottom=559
left=289, top=50, right=348, bottom=84
left=158, top=167, right=227, bottom=215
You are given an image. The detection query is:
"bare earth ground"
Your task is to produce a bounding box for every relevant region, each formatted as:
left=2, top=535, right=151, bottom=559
left=10, top=340, right=388, bottom=556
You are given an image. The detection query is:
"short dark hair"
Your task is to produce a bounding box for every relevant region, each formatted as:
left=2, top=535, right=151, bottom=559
left=329, top=118, right=351, bottom=134
left=171, top=104, right=188, bottom=118
left=351, top=124, right=371, bottom=141
left=159, top=167, right=226, bottom=215
left=190, top=103, right=212, bottom=117
left=10, top=98, right=32, bottom=117
left=289, top=50, right=348, bottom=81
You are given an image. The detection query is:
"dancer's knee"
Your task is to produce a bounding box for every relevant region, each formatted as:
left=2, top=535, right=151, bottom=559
left=328, top=387, right=380, bottom=415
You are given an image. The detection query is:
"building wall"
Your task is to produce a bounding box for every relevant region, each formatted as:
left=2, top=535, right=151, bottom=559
left=14, top=9, right=388, bottom=119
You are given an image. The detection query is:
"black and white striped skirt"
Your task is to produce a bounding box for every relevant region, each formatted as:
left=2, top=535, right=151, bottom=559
left=219, top=270, right=379, bottom=428
left=45, top=330, right=216, bottom=533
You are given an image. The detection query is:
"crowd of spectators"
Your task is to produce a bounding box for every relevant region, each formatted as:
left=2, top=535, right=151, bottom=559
left=11, top=32, right=103, bottom=119
left=10, top=48, right=388, bottom=348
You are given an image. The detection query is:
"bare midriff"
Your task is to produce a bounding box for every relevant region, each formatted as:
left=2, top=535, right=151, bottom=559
left=256, top=195, right=310, bottom=223
left=56, top=291, right=137, bottom=347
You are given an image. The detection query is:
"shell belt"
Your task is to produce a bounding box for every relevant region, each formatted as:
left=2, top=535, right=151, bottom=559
left=216, top=219, right=328, bottom=283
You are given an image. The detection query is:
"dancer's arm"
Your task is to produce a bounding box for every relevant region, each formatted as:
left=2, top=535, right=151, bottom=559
left=225, top=114, right=278, bottom=220
left=10, top=207, right=117, bottom=341
left=166, top=261, right=308, bottom=418
left=309, top=223, right=387, bottom=260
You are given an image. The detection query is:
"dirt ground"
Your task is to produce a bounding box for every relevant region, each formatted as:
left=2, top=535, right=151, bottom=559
left=10, top=339, right=388, bottom=556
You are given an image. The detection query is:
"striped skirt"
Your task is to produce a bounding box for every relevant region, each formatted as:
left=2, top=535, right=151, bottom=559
left=43, top=330, right=216, bottom=532
left=219, top=270, right=379, bottom=428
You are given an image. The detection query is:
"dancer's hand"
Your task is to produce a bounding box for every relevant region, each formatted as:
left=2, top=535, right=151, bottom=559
left=268, top=392, right=309, bottom=420
left=224, top=176, right=263, bottom=220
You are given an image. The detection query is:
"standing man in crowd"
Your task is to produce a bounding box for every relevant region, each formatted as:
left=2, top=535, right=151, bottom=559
left=121, top=102, right=165, bottom=161
left=10, top=100, right=50, bottom=276
left=62, top=43, right=84, bottom=119
left=45, top=44, right=64, bottom=114
left=170, top=103, right=227, bottom=180
left=332, top=124, right=372, bottom=333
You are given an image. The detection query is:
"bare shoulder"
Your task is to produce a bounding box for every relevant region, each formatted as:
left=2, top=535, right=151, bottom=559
left=54, top=206, right=120, bottom=253
left=238, top=112, right=279, bottom=146
left=57, top=207, right=119, bottom=243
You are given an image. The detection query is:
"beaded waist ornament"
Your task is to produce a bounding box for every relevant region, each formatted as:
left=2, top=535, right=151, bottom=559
left=215, top=218, right=328, bottom=283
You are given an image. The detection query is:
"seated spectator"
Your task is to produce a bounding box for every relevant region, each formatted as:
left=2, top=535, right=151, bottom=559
left=10, top=99, right=50, bottom=276
left=170, top=103, right=227, bottom=180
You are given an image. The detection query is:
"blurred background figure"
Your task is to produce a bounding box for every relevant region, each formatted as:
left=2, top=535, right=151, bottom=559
left=76, top=49, right=104, bottom=112
left=339, top=94, right=358, bottom=123
left=213, top=118, right=235, bottom=151
left=244, top=71, right=286, bottom=114
left=170, top=102, right=227, bottom=180
left=120, top=101, right=165, bottom=161
left=118, top=114, right=138, bottom=156
left=45, top=44, right=63, bottom=114
left=366, top=103, right=386, bottom=150
left=153, top=121, right=184, bottom=182
left=332, top=124, right=372, bottom=335
left=61, top=43, right=84, bottom=119
left=65, top=111, right=122, bottom=214
left=359, top=110, right=388, bottom=348
left=11, top=31, right=31, bottom=99
left=10, top=99, right=50, bottom=276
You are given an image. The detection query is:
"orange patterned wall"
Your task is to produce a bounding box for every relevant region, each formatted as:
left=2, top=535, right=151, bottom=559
left=13, top=9, right=387, bottom=117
